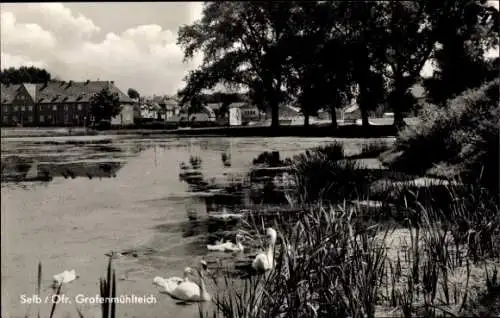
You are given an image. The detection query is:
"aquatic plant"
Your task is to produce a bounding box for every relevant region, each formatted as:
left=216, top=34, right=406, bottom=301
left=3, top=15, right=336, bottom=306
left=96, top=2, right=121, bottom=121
left=99, top=256, right=117, bottom=318
left=199, top=181, right=500, bottom=318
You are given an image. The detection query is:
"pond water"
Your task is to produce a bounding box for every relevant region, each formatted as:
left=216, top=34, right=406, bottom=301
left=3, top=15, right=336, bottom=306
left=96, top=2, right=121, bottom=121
left=1, top=134, right=393, bottom=318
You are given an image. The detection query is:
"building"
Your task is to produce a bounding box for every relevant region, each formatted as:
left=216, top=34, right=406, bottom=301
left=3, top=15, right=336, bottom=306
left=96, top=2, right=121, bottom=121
left=0, top=80, right=134, bottom=127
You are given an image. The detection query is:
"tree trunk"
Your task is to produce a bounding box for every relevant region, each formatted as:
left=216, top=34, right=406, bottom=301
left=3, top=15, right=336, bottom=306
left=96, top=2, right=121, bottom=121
left=329, top=105, right=337, bottom=129
left=271, top=103, right=279, bottom=128
left=304, top=113, right=310, bottom=127
left=361, top=108, right=369, bottom=128
left=359, top=84, right=370, bottom=129
left=392, top=74, right=408, bottom=131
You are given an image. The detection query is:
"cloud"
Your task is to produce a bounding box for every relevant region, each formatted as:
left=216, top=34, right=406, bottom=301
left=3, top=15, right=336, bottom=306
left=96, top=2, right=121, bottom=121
left=0, top=3, right=203, bottom=96
left=0, top=52, right=48, bottom=70
left=3, top=2, right=494, bottom=95
left=1, top=12, right=57, bottom=53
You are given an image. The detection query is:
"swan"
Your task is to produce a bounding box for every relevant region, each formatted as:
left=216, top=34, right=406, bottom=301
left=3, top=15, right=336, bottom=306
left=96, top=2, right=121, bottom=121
left=52, top=269, right=78, bottom=287
left=251, top=228, right=277, bottom=273
left=153, top=272, right=184, bottom=291
left=207, top=234, right=244, bottom=252
left=153, top=261, right=204, bottom=291
left=156, top=261, right=210, bottom=302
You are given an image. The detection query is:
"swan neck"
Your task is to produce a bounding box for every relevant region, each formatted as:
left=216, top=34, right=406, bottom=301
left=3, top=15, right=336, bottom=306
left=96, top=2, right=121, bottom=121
left=198, top=272, right=209, bottom=299
left=266, top=242, right=275, bottom=257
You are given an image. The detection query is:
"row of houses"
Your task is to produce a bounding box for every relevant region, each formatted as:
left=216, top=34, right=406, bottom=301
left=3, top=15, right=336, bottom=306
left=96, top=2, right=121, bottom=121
left=2, top=79, right=390, bottom=127
left=0, top=81, right=135, bottom=127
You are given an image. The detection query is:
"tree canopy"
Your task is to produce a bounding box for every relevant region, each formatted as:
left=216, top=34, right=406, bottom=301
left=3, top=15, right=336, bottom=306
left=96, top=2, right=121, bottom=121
left=90, top=87, right=121, bottom=123
left=127, top=88, right=140, bottom=100
left=177, top=1, right=499, bottom=130
left=0, top=66, right=52, bottom=84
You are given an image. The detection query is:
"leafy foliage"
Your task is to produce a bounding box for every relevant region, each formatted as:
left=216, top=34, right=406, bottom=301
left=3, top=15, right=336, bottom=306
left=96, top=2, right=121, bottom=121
left=0, top=66, right=52, bottom=84
left=177, top=1, right=499, bottom=130
left=177, top=2, right=297, bottom=127
left=90, top=87, right=122, bottom=123
left=127, top=88, right=140, bottom=100
left=383, top=78, right=499, bottom=196
left=422, top=1, right=500, bottom=105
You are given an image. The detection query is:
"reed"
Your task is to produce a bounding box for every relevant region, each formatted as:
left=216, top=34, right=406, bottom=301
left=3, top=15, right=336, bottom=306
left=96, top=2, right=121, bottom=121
left=99, top=255, right=117, bottom=318
left=200, top=182, right=499, bottom=318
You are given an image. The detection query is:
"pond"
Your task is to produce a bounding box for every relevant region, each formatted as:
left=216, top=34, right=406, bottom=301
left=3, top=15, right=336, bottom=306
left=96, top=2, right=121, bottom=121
left=1, top=134, right=394, bottom=318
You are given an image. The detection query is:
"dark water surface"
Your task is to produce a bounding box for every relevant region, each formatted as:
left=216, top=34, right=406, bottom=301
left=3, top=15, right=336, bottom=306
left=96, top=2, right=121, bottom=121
left=1, top=134, right=393, bottom=317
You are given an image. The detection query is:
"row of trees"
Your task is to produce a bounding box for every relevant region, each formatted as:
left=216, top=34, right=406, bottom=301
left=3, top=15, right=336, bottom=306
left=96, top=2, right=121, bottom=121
left=177, top=1, right=499, bottom=129
left=0, top=66, right=53, bottom=84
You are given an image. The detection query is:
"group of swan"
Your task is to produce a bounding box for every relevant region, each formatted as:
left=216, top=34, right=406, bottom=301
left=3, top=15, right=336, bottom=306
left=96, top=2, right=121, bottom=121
left=207, top=233, right=245, bottom=252
left=205, top=228, right=277, bottom=273
left=154, top=228, right=278, bottom=303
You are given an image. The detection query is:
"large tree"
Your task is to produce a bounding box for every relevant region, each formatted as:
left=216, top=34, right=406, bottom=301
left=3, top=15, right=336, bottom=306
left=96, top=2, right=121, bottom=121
left=285, top=2, right=354, bottom=128
left=379, top=1, right=437, bottom=129
left=324, top=1, right=389, bottom=129
left=177, top=2, right=297, bottom=128
left=90, top=87, right=121, bottom=124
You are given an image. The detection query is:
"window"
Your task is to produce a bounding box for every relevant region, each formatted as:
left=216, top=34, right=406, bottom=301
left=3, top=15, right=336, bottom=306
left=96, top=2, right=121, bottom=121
left=12, top=116, right=18, bottom=122
left=40, top=115, right=45, bottom=122
left=3, top=106, right=8, bottom=113
left=28, top=116, right=33, bottom=122
left=52, top=105, right=57, bottom=111
left=64, top=114, right=69, bottom=123
left=14, top=106, right=18, bottom=111
left=28, top=105, right=33, bottom=111
left=3, top=116, right=7, bottom=123
left=77, top=104, right=82, bottom=111
left=47, top=115, right=52, bottom=120
left=64, top=104, right=69, bottom=111
left=21, top=106, right=25, bottom=111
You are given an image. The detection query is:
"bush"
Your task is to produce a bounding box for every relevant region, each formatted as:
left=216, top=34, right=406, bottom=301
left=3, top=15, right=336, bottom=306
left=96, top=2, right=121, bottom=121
left=382, top=78, right=499, bottom=196
left=291, top=143, right=370, bottom=204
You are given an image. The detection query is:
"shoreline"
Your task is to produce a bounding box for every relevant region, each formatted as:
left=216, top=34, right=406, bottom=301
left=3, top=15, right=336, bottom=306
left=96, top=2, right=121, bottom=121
left=1, top=124, right=399, bottom=139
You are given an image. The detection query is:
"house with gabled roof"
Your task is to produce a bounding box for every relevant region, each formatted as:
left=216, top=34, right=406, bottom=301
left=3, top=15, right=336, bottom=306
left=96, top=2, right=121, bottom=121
left=0, top=80, right=134, bottom=127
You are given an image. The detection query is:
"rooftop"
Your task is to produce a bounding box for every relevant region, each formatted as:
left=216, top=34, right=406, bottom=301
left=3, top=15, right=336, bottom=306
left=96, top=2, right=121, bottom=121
left=1, top=81, right=133, bottom=105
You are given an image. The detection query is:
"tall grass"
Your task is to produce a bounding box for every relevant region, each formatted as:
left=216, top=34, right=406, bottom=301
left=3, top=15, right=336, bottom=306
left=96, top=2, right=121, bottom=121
left=200, top=183, right=499, bottom=318
left=99, top=256, right=117, bottom=318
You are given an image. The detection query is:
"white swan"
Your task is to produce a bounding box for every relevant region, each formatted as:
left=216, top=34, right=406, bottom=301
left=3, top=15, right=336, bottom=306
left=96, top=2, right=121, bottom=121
left=156, top=261, right=210, bottom=302
left=207, top=234, right=244, bottom=252
left=153, top=272, right=184, bottom=291
left=251, top=228, right=277, bottom=273
left=52, top=269, right=77, bottom=287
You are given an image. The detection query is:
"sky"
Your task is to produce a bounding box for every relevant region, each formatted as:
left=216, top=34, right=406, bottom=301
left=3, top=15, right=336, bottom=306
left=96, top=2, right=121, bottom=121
left=1, top=2, right=498, bottom=97
left=1, top=2, right=204, bottom=96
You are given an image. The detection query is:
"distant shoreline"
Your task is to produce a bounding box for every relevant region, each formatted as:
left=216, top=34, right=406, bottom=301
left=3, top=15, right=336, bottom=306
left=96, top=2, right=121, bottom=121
left=1, top=123, right=402, bottom=139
